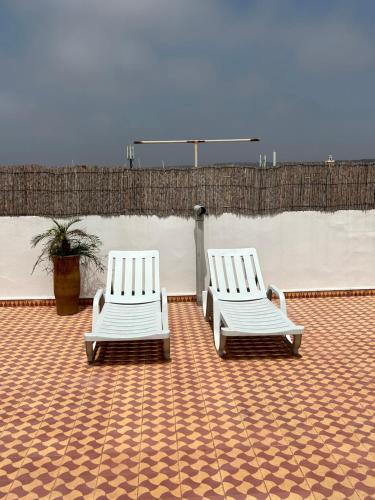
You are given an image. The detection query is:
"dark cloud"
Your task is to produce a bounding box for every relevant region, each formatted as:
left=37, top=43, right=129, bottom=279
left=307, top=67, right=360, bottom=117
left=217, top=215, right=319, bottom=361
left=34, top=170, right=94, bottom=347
left=0, top=0, right=374, bottom=165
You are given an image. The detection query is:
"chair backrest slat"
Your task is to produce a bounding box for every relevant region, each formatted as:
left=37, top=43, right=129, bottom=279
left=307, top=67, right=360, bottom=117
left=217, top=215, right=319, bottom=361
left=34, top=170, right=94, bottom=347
left=154, top=256, right=160, bottom=296
left=247, top=252, right=266, bottom=292
left=224, top=255, right=237, bottom=293
left=242, top=254, right=257, bottom=292
left=208, top=248, right=267, bottom=301
left=123, top=257, right=133, bottom=300
left=113, top=256, right=123, bottom=296
left=144, top=257, right=153, bottom=295
left=213, top=255, right=227, bottom=294
left=134, top=257, right=143, bottom=296
left=233, top=254, right=247, bottom=294
left=105, top=250, right=160, bottom=304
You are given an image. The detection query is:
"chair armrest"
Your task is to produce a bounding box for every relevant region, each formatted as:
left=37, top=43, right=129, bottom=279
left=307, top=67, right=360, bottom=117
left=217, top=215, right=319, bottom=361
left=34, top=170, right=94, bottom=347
left=267, top=284, right=287, bottom=315
left=161, top=288, right=169, bottom=332
left=93, top=288, right=104, bottom=327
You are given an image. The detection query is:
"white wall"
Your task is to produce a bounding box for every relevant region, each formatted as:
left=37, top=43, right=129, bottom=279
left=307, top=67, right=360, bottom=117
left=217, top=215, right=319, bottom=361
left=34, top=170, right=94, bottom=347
left=0, top=211, right=374, bottom=299
left=206, top=211, right=375, bottom=291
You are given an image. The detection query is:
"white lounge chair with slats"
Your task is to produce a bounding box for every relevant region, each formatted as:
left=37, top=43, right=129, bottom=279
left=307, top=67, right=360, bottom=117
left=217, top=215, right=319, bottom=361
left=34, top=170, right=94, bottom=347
left=203, top=248, right=304, bottom=357
left=84, top=250, right=170, bottom=363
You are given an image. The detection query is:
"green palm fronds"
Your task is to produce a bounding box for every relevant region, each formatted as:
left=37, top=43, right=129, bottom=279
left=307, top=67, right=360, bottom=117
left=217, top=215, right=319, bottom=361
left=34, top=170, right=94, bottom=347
left=31, top=218, right=104, bottom=273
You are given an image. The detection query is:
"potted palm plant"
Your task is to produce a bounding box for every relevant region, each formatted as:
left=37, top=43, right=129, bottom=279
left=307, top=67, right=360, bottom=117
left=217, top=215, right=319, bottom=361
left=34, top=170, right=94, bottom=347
left=31, top=218, right=104, bottom=316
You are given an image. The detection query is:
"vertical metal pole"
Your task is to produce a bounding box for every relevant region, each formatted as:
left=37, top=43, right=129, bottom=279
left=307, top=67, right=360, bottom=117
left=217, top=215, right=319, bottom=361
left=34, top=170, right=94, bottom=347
left=194, top=142, right=198, bottom=167
left=127, top=144, right=134, bottom=169
left=273, top=151, right=276, bottom=167
left=194, top=205, right=206, bottom=305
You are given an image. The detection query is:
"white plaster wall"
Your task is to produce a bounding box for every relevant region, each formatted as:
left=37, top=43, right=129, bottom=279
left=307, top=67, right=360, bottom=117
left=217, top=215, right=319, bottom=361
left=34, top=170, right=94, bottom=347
left=0, top=216, right=195, bottom=298
left=0, top=211, right=374, bottom=298
left=205, top=211, right=375, bottom=291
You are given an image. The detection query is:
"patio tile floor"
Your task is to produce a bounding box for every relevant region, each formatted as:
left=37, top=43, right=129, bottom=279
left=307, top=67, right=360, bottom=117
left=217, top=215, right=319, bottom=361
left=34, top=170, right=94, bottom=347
left=0, top=297, right=374, bottom=499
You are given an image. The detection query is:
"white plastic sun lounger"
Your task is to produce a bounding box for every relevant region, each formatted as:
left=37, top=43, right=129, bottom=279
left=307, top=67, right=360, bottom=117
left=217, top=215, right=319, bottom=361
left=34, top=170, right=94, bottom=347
left=203, top=248, right=304, bottom=357
left=84, top=250, right=170, bottom=363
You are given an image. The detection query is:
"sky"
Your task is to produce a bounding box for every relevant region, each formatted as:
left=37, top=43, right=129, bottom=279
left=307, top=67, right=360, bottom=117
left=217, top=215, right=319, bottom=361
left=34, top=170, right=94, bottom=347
left=0, top=0, right=374, bottom=166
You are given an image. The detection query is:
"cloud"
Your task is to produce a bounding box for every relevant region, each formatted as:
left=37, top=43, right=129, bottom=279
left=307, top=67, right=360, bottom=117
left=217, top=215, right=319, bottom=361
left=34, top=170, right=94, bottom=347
left=0, top=91, right=34, bottom=117
left=295, top=21, right=374, bottom=73
left=0, top=0, right=374, bottom=164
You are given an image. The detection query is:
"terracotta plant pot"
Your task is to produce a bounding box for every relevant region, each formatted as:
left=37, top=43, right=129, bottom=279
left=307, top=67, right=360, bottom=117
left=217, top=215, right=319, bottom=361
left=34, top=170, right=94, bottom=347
left=53, top=255, right=80, bottom=316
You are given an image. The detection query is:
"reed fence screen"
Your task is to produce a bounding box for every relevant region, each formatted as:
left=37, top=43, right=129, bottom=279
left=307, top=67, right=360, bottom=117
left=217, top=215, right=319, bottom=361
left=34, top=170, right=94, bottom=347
left=0, top=163, right=374, bottom=217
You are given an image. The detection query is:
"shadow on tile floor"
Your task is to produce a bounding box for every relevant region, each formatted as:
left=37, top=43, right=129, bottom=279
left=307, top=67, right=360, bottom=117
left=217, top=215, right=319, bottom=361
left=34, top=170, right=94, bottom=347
left=224, top=335, right=300, bottom=360
left=92, top=340, right=168, bottom=365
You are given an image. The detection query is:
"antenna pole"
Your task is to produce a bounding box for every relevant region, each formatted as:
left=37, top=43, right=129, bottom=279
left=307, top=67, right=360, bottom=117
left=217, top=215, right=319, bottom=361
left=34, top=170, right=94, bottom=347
left=194, top=142, right=198, bottom=167
left=126, top=144, right=135, bottom=169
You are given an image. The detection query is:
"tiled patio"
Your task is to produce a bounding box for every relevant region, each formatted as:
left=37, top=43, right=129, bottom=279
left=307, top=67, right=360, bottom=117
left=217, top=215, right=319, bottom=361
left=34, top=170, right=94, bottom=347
left=0, top=297, right=374, bottom=499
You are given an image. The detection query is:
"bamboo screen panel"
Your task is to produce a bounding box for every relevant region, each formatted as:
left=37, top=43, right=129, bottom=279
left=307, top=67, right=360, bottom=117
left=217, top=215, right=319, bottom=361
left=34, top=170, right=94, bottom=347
left=0, top=163, right=374, bottom=217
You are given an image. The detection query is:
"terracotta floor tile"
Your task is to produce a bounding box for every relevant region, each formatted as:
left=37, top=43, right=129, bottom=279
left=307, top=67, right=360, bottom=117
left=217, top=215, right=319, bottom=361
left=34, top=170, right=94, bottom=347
left=7, top=454, right=64, bottom=499
left=0, top=297, right=374, bottom=498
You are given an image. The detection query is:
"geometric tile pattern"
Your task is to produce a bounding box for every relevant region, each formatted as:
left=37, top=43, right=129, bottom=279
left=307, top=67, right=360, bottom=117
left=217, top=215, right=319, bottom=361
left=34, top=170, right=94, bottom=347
left=0, top=297, right=374, bottom=499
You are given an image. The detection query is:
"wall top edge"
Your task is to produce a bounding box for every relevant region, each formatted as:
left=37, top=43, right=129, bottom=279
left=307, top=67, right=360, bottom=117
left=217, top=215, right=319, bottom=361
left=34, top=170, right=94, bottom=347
left=1, top=287, right=374, bottom=304
left=1, top=161, right=375, bottom=172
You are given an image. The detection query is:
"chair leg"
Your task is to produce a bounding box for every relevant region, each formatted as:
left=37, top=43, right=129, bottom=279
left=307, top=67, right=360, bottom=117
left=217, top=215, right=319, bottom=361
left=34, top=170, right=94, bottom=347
left=292, top=334, right=302, bottom=355
left=85, top=341, right=95, bottom=364
left=202, top=290, right=207, bottom=316
left=163, top=338, right=171, bottom=361
left=205, top=289, right=213, bottom=324
left=218, top=334, right=227, bottom=357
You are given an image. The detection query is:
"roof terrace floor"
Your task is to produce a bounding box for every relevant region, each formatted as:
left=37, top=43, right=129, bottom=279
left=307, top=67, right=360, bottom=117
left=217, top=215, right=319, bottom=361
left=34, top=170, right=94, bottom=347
left=0, top=297, right=374, bottom=499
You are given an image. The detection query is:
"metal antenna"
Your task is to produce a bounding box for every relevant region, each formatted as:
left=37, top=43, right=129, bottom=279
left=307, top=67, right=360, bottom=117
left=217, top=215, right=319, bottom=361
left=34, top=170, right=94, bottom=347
left=133, top=137, right=260, bottom=168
